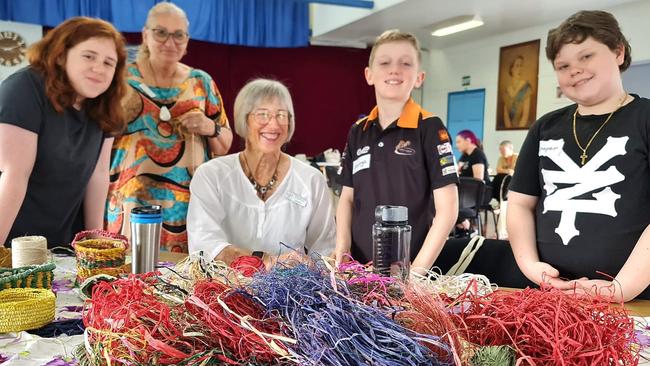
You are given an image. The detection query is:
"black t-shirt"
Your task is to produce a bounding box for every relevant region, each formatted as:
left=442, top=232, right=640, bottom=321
left=458, top=148, right=491, bottom=184
left=510, top=95, right=650, bottom=292
left=0, top=67, right=105, bottom=247
left=337, top=99, right=458, bottom=263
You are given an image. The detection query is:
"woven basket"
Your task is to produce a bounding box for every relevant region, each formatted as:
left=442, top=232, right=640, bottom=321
left=0, top=262, right=56, bottom=290
left=72, top=230, right=129, bottom=283
left=0, top=288, right=55, bottom=332
left=0, top=247, right=10, bottom=267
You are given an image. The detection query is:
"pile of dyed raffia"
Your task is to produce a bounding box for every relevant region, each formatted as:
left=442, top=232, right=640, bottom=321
left=76, top=254, right=640, bottom=365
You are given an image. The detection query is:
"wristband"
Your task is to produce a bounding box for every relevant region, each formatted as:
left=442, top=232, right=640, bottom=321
left=209, top=120, right=221, bottom=137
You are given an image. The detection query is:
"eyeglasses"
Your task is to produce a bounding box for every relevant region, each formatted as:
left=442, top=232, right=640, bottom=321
left=148, top=27, right=189, bottom=44
left=249, top=110, right=291, bottom=126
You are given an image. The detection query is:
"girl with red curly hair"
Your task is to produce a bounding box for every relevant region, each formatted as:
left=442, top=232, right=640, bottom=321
left=0, top=17, right=128, bottom=247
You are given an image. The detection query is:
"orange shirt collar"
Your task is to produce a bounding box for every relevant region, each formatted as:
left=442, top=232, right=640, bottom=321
left=363, top=98, right=426, bottom=130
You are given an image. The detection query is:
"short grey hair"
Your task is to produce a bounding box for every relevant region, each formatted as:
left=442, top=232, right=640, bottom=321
left=499, top=140, right=514, bottom=148
left=233, top=79, right=296, bottom=142
left=137, top=2, right=189, bottom=63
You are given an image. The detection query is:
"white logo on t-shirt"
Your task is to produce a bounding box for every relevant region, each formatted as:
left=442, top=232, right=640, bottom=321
left=539, top=137, right=627, bottom=245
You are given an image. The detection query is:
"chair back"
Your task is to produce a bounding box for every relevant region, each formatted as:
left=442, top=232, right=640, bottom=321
left=458, top=177, right=484, bottom=218
left=499, top=174, right=513, bottom=201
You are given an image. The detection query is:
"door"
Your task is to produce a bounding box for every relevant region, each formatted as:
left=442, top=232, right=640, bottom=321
left=446, top=89, right=486, bottom=160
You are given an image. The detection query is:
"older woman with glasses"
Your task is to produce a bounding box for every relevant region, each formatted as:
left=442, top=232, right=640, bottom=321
left=187, top=79, right=336, bottom=267
left=106, top=2, right=232, bottom=253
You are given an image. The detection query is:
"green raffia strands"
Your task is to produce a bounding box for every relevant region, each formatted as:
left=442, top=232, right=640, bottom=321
left=471, top=345, right=516, bottom=366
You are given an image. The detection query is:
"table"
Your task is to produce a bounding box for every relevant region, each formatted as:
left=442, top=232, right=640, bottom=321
left=1, top=252, right=649, bottom=365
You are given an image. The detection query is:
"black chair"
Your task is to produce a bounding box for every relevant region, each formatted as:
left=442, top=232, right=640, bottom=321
left=486, top=174, right=513, bottom=239
left=457, top=177, right=485, bottom=235
left=492, top=173, right=512, bottom=202
left=479, top=184, right=497, bottom=236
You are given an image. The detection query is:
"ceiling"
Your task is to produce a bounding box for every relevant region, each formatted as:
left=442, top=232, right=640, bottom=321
left=311, top=0, right=643, bottom=50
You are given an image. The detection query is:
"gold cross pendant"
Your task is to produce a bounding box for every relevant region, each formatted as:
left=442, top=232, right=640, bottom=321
left=580, top=152, right=587, bottom=165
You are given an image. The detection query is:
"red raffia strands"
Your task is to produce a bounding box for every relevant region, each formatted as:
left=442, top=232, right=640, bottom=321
left=185, top=280, right=289, bottom=364
left=83, top=273, right=202, bottom=365
left=230, top=255, right=265, bottom=277
left=450, top=285, right=639, bottom=366
left=397, top=284, right=465, bottom=365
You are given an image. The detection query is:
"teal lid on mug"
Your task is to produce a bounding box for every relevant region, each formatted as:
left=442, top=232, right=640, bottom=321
left=131, top=205, right=162, bottom=224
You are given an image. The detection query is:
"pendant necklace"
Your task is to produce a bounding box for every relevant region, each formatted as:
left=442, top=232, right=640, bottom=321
left=572, top=93, right=628, bottom=165
left=148, top=59, right=177, bottom=122
left=242, top=153, right=280, bottom=200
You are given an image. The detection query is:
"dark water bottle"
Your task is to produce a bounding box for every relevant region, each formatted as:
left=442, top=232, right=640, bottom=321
left=130, top=205, right=162, bottom=274
left=372, top=205, right=411, bottom=281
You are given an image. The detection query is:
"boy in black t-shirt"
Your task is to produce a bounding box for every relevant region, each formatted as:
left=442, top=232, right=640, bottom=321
left=508, top=10, right=650, bottom=301
left=334, top=30, right=459, bottom=271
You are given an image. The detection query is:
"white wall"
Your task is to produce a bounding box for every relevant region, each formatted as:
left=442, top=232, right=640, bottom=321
left=311, top=0, right=404, bottom=37
left=422, top=0, right=650, bottom=166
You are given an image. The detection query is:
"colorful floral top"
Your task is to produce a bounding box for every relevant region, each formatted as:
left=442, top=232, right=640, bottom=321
left=106, top=63, right=228, bottom=253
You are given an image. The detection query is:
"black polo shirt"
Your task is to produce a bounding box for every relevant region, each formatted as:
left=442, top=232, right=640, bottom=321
left=337, top=99, right=459, bottom=263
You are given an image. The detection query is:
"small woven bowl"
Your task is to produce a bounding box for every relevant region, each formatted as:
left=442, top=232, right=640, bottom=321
left=72, top=230, right=129, bottom=283
left=0, top=288, right=55, bottom=332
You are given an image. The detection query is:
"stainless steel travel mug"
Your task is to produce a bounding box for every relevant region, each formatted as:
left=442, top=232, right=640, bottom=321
left=130, top=205, right=162, bottom=274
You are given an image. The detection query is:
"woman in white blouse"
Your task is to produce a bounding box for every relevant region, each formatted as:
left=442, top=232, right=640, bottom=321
left=187, top=79, right=335, bottom=266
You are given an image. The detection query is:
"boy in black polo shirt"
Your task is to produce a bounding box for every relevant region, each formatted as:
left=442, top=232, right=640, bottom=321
left=335, top=30, right=459, bottom=272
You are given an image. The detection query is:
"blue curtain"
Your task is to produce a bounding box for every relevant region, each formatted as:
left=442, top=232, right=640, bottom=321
left=0, top=0, right=310, bottom=47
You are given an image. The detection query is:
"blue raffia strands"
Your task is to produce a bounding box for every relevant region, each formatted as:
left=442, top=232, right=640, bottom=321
left=248, top=263, right=455, bottom=366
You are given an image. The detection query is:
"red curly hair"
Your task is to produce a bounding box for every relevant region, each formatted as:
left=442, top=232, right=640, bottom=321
left=27, top=17, right=128, bottom=134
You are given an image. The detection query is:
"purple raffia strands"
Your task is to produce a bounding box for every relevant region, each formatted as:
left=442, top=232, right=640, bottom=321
left=248, top=263, right=455, bottom=366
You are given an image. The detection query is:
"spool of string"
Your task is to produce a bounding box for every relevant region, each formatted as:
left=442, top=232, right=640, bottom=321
left=11, top=236, right=48, bottom=268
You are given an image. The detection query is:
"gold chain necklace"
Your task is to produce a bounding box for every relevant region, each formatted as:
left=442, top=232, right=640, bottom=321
left=242, top=153, right=280, bottom=200
left=572, top=93, right=628, bottom=165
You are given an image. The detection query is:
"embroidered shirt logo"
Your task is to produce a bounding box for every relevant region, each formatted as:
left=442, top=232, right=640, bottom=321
left=356, top=146, right=370, bottom=156
left=439, top=155, right=454, bottom=166
left=438, top=129, right=450, bottom=142
left=437, top=142, right=452, bottom=155
left=539, top=137, right=627, bottom=245
left=394, top=140, right=416, bottom=155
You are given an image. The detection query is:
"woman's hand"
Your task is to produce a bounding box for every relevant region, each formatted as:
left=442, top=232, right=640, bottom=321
left=180, top=110, right=215, bottom=136
left=333, top=244, right=351, bottom=265
left=263, top=251, right=308, bottom=270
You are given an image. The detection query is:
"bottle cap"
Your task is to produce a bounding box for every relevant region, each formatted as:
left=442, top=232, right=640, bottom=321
left=375, top=205, right=408, bottom=224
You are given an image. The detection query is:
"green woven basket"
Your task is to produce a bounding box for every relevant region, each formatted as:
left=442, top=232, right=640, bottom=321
left=0, top=262, right=56, bottom=290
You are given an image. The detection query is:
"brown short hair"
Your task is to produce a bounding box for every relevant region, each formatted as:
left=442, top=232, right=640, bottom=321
left=368, top=29, right=421, bottom=67
left=546, top=10, right=631, bottom=72
left=27, top=17, right=128, bottom=134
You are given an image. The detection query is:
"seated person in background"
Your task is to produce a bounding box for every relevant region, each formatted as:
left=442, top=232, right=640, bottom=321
left=187, top=79, right=335, bottom=267
left=455, top=130, right=491, bottom=236
left=493, top=140, right=518, bottom=201
left=456, top=130, right=491, bottom=184
left=508, top=10, right=650, bottom=301
left=496, top=140, right=518, bottom=176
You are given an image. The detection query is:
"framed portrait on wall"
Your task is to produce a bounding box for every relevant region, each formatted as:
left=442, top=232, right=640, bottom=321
left=496, top=39, right=540, bottom=130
